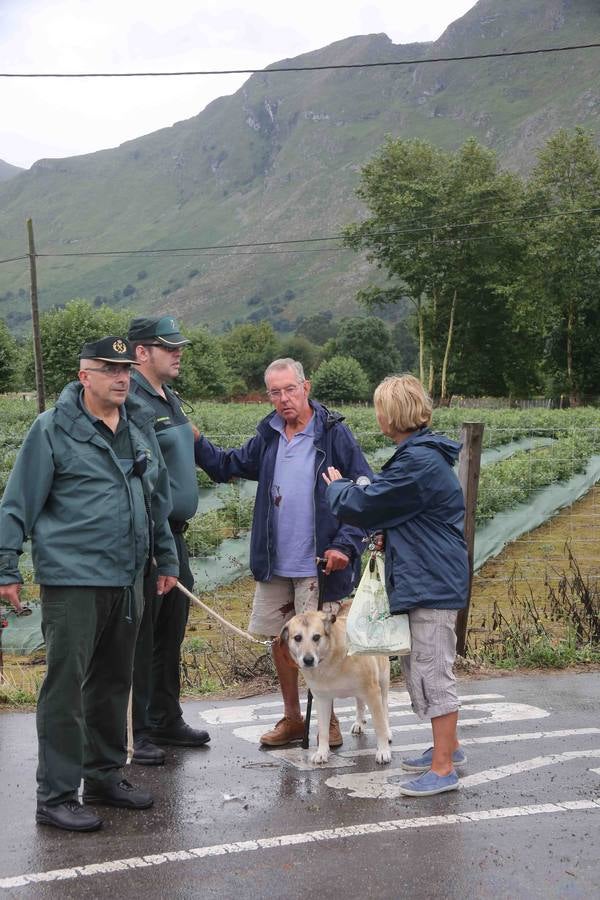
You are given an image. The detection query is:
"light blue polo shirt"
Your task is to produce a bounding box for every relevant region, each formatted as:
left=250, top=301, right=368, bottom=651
left=270, top=412, right=318, bottom=578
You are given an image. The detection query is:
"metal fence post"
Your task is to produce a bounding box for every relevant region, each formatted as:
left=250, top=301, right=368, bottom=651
left=455, top=422, right=484, bottom=657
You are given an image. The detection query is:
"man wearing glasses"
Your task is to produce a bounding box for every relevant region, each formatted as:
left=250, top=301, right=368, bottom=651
left=195, top=358, right=372, bottom=748
left=127, top=317, right=210, bottom=764
left=0, top=337, right=178, bottom=831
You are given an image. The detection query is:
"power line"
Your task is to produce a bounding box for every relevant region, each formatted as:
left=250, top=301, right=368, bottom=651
left=1, top=42, right=599, bottom=78
left=2, top=204, right=598, bottom=268
left=29, top=204, right=600, bottom=260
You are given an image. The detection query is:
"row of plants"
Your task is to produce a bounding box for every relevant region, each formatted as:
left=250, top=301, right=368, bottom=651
left=3, top=396, right=600, bottom=548
left=475, top=432, right=600, bottom=524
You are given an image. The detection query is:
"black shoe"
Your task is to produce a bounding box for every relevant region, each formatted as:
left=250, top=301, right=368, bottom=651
left=36, top=800, right=103, bottom=832
left=148, top=721, right=211, bottom=747
left=132, top=736, right=166, bottom=766
left=82, top=778, right=153, bottom=810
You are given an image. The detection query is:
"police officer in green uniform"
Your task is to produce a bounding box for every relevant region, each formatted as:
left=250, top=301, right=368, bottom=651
left=0, top=337, right=179, bottom=832
left=128, top=317, right=210, bottom=763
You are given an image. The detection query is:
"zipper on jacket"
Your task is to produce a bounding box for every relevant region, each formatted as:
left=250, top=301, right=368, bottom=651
left=266, top=478, right=273, bottom=580
left=312, top=445, right=326, bottom=578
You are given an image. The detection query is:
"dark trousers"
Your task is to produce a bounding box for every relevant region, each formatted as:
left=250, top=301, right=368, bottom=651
left=36, top=580, right=143, bottom=805
left=132, top=530, right=192, bottom=733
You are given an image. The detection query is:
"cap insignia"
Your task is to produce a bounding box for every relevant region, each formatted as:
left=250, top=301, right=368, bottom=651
left=113, top=340, right=127, bottom=353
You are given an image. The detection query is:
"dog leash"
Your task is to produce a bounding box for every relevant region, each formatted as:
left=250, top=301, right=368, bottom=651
left=301, top=558, right=328, bottom=749
left=176, top=581, right=274, bottom=647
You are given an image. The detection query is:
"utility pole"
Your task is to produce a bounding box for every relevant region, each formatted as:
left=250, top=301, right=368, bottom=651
left=26, top=218, right=45, bottom=414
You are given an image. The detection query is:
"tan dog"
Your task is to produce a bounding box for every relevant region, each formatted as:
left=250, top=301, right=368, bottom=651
left=281, top=606, right=392, bottom=766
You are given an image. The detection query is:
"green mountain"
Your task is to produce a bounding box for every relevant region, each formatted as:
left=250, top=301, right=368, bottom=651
left=0, top=159, right=23, bottom=183
left=1, top=0, right=599, bottom=333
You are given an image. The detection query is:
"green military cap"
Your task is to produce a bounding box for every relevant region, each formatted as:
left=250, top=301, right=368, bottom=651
left=127, top=316, right=190, bottom=348
left=79, top=336, right=139, bottom=364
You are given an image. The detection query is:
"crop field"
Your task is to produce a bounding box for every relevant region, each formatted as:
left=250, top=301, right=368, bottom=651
left=2, top=396, right=600, bottom=701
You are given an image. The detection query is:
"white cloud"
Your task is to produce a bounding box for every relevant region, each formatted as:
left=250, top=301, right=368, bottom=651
left=0, top=0, right=477, bottom=167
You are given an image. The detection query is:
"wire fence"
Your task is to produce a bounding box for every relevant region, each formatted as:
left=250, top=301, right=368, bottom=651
left=2, top=422, right=600, bottom=686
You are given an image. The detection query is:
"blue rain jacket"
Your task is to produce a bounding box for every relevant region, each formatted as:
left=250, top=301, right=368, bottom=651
left=326, top=429, right=469, bottom=612
left=195, top=401, right=372, bottom=602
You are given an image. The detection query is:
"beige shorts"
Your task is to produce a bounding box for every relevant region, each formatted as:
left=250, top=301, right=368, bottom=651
left=400, top=608, right=459, bottom=721
left=249, top=576, right=339, bottom=637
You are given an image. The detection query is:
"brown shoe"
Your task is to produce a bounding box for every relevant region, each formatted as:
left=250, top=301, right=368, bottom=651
left=260, top=716, right=305, bottom=747
left=329, top=713, right=343, bottom=748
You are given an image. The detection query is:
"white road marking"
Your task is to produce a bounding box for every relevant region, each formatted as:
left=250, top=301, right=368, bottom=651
left=269, top=747, right=356, bottom=769
left=461, top=748, right=600, bottom=788
left=327, top=746, right=600, bottom=798
left=233, top=702, right=549, bottom=747
left=199, top=692, right=504, bottom=725
left=339, top=727, right=600, bottom=758
left=3, top=800, right=599, bottom=889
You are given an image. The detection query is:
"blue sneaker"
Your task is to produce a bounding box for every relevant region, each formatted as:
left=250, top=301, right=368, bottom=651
left=398, top=770, right=459, bottom=797
left=401, top=746, right=467, bottom=773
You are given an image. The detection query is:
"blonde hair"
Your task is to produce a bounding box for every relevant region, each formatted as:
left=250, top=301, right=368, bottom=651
left=373, top=374, right=432, bottom=432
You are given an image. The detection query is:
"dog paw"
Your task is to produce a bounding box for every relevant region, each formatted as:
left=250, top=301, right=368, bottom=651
left=311, top=749, right=330, bottom=765
left=351, top=720, right=366, bottom=735
left=375, top=747, right=392, bottom=765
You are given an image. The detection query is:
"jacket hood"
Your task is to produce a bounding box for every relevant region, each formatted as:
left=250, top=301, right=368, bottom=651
left=386, top=428, right=461, bottom=467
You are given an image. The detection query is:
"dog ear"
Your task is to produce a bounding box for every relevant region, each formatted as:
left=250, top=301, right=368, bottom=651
left=323, top=614, right=336, bottom=635
left=280, top=625, right=289, bottom=644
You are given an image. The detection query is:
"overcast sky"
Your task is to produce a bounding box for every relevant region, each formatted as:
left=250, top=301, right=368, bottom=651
left=1, top=0, right=477, bottom=169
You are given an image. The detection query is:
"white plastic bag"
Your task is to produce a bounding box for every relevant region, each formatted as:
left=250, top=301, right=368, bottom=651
left=346, top=552, right=411, bottom=656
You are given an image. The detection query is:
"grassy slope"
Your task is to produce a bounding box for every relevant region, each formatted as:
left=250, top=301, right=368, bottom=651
left=0, top=0, right=599, bottom=330
left=0, top=159, right=23, bottom=183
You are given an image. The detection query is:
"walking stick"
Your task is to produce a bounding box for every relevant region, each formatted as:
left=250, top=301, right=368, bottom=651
left=301, top=558, right=327, bottom=750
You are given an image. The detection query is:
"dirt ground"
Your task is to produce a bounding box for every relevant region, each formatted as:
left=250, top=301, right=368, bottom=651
left=469, top=483, right=600, bottom=646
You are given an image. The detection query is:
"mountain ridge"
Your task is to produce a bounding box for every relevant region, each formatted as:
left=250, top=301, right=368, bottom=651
left=0, top=0, right=599, bottom=332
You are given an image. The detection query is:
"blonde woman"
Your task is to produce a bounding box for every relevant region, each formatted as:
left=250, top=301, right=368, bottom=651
left=323, top=374, right=469, bottom=797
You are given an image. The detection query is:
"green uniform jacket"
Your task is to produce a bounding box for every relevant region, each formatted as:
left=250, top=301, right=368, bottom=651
left=129, top=371, right=199, bottom=523
left=0, top=382, right=178, bottom=587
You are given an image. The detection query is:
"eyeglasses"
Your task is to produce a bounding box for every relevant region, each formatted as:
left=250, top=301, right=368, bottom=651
left=83, top=364, right=133, bottom=376
left=266, top=382, right=304, bottom=400
left=142, top=343, right=183, bottom=353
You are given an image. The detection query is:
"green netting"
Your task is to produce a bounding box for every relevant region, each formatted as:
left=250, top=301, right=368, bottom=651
left=474, top=453, right=600, bottom=570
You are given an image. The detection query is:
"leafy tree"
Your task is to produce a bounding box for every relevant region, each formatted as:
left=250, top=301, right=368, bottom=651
left=526, top=128, right=600, bottom=402
left=177, top=326, right=231, bottom=399
left=345, top=137, right=526, bottom=399
left=0, top=318, right=17, bottom=391
left=392, top=320, right=419, bottom=372
left=311, top=355, right=370, bottom=403
left=25, top=299, right=131, bottom=394
left=220, top=321, right=279, bottom=392
left=295, top=311, right=337, bottom=345
left=278, top=335, right=323, bottom=377
left=326, top=316, right=400, bottom=387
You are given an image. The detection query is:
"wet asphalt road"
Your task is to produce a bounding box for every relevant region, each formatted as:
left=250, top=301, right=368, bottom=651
left=1, top=671, right=599, bottom=898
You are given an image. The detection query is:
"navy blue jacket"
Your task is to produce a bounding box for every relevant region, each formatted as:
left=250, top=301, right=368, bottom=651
left=326, top=429, right=469, bottom=612
left=194, top=401, right=372, bottom=602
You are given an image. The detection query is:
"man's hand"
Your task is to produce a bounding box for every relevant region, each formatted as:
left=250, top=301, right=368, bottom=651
left=322, top=466, right=343, bottom=486
left=157, top=575, right=178, bottom=596
left=0, top=583, right=23, bottom=613
left=191, top=424, right=200, bottom=441
left=322, top=548, right=350, bottom=575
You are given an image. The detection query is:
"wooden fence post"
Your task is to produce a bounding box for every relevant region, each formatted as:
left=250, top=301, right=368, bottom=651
left=455, top=422, right=484, bottom=657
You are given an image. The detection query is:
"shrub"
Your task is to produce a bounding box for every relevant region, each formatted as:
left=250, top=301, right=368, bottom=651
left=311, top=355, right=370, bottom=403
